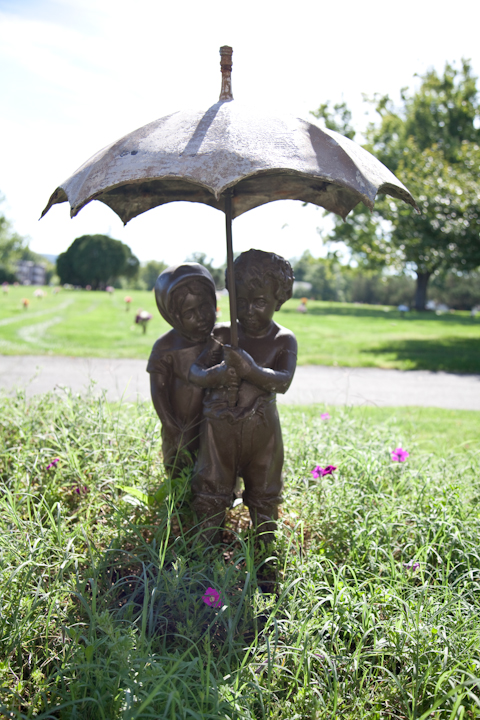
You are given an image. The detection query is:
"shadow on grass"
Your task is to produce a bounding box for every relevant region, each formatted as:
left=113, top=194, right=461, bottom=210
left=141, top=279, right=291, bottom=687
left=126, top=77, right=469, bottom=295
left=282, top=305, right=477, bottom=324
left=364, top=336, right=480, bottom=373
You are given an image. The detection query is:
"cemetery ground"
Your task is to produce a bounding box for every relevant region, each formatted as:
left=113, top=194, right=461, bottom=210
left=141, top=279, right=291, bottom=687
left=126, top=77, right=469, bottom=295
left=0, top=390, right=479, bottom=718
left=1, top=286, right=480, bottom=373
left=1, top=286, right=480, bottom=718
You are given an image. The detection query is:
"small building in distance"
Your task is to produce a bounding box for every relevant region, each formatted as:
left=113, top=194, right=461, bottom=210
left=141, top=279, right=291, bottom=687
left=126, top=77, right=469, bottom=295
left=16, top=260, right=47, bottom=285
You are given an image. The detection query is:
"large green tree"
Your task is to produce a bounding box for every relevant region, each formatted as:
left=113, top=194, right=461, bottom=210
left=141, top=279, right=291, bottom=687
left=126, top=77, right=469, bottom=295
left=57, top=234, right=139, bottom=289
left=314, top=61, right=480, bottom=309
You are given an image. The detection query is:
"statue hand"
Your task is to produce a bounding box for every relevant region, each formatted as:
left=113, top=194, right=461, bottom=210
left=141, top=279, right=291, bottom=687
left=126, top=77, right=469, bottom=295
left=210, top=361, right=239, bottom=387
left=223, top=346, right=254, bottom=378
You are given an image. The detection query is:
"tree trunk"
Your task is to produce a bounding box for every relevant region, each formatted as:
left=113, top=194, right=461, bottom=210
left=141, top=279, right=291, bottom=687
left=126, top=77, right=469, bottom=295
left=415, top=271, right=431, bottom=311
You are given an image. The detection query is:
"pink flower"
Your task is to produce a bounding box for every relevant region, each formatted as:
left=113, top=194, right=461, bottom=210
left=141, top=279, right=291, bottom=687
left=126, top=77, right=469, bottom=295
left=321, top=412, right=330, bottom=421
left=391, top=447, right=409, bottom=462
left=201, top=587, right=222, bottom=608
left=404, top=560, right=420, bottom=572
left=46, top=458, right=60, bottom=470
left=311, top=465, right=337, bottom=478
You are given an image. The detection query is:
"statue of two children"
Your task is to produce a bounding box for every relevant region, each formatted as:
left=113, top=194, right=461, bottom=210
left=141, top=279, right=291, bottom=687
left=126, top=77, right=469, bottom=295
left=147, top=249, right=297, bottom=544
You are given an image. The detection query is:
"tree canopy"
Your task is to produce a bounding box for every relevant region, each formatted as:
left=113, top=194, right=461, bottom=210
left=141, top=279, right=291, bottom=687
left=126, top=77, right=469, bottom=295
left=139, top=260, right=168, bottom=291
left=185, top=252, right=226, bottom=289
left=0, top=195, right=32, bottom=283
left=314, top=61, right=480, bottom=309
left=56, top=235, right=139, bottom=289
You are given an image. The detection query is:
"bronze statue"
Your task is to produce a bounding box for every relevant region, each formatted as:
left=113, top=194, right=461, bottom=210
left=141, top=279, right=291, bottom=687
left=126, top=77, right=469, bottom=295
left=148, top=263, right=219, bottom=474
left=189, top=250, right=297, bottom=544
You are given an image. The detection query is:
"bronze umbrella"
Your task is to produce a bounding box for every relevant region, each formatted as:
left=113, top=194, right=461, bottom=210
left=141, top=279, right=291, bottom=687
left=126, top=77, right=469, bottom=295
left=42, top=46, right=417, bottom=344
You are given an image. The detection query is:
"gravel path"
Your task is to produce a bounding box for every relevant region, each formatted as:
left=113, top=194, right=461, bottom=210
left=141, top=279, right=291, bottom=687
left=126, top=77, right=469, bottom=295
left=1, top=355, right=480, bottom=410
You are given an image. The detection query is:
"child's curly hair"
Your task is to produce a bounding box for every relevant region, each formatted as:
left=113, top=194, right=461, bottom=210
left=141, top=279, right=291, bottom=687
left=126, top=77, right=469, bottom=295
left=226, top=249, right=294, bottom=308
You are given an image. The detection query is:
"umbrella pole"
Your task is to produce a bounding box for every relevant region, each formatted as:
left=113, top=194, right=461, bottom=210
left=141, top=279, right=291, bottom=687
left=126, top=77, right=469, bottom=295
left=225, top=189, right=238, bottom=347
left=224, top=189, right=239, bottom=408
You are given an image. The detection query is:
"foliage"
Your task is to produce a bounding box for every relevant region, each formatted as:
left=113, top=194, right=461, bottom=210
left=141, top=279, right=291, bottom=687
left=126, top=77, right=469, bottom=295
left=1, top=286, right=479, bottom=372
left=314, top=61, right=480, bottom=310
left=138, top=260, right=168, bottom=290
left=311, top=100, right=356, bottom=140
left=0, top=391, right=479, bottom=718
left=292, top=252, right=418, bottom=306
left=292, top=251, right=346, bottom=301
left=56, top=234, right=140, bottom=289
left=0, top=194, right=33, bottom=283
left=185, top=251, right=226, bottom=289
left=430, top=268, right=480, bottom=310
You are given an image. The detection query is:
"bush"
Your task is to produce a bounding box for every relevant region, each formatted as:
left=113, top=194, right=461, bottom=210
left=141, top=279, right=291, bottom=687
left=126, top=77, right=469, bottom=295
left=56, top=234, right=140, bottom=289
left=291, top=252, right=480, bottom=308
left=430, top=270, right=480, bottom=309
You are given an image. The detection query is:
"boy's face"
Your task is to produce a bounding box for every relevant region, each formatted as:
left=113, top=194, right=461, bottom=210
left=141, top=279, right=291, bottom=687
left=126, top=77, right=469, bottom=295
left=178, top=292, right=216, bottom=342
left=236, top=280, right=278, bottom=337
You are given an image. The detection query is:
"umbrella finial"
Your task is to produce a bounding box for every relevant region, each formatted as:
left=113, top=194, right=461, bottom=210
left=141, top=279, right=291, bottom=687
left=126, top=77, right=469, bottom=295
left=219, top=46, right=233, bottom=101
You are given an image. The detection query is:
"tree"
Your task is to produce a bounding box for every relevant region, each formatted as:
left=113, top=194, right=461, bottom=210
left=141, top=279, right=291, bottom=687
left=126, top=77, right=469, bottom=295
left=0, top=195, right=30, bottom=283
left=139, top=260, right=168, bottom=290
left=314, top=61, right=480, bottom=309
left=184, top=252, right=226, bottom=289
left=56, top=235, right=139, bottom=289
left=292, top=251, right=346, bottom=301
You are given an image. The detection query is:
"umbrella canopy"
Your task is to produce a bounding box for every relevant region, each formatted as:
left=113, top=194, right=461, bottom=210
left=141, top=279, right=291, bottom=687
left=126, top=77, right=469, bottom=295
left=42, top=46, right=417, bottom=347
left=42, top=101, right=417, bottom=225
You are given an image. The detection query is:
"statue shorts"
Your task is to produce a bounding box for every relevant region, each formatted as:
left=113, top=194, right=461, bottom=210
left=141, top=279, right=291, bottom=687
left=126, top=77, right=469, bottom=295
left=192, top=388, right=283, bottom=539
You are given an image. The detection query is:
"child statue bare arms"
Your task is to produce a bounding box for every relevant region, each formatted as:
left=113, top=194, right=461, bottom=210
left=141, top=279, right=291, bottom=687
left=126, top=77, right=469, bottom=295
left=189, top=249, right=297, bottom=544
left=147, top=263, right=220, bottom=475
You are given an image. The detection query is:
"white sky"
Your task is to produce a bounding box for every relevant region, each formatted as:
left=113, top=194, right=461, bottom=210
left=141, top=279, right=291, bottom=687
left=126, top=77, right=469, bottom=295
left=1, top=0, right=479, bottom=267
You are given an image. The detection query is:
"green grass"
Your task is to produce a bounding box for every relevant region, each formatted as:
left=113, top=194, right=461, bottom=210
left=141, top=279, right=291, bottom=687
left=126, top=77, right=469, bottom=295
left=283, top=302, right=480, bottom=373
left=0, top=390, right=479, bottom=718
left=1, top=287, right=480, bottom=372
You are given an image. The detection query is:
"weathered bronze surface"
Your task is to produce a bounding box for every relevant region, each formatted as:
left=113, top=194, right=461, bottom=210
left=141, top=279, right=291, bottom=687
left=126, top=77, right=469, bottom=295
left=41, top=47, right=418, bottom=546
left=41, top=44, right=417, bottom=225
left=41, top=103, right=417, bottom=224
left=219, top=45, right=233, bottom=101
left=147, top=263, right=218, bottom=474
left=187, top=250, right=297, bottom=544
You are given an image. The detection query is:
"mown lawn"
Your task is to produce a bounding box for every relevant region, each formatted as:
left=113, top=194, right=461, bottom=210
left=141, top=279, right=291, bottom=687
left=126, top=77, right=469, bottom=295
left=1, top=286, right=479, bottom=372
left=0, top=391, right=479, bottom=718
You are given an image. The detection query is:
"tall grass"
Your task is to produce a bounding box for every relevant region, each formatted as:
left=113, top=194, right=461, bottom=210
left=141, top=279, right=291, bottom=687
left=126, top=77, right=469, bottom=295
left=0, top=389, right=479, bottom=718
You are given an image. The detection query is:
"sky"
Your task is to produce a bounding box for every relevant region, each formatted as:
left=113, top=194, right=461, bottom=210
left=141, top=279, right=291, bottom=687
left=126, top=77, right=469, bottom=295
left=1, top=0, right=479, bottom=268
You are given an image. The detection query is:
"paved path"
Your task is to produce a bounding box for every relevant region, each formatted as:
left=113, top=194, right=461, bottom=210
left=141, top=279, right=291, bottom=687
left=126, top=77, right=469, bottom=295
left=1, top=355, right=480, bottom=410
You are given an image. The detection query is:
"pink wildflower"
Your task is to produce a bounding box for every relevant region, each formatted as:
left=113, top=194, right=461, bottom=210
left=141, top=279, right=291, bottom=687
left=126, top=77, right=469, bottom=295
left=404, top=560, right=420, bottom=572
left=391, top=447, right=409, bottom=462
left=201, top=587, right=222, bottom=608
left=311, top=465, right=337, bottom=479
left=320, top=412, right=330, bottom=421
left=46, top=458, right=60, bottom=470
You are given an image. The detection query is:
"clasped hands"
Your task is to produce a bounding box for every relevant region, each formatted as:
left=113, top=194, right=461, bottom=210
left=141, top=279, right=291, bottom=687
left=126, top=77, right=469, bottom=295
left=211, top=345, right=255, bottom=387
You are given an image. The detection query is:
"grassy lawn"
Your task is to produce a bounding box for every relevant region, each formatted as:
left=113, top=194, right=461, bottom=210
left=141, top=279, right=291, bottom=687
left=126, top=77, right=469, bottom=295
left=0, top=391, right=479, bottom=718
left=1, top=286, right=479, bottom=372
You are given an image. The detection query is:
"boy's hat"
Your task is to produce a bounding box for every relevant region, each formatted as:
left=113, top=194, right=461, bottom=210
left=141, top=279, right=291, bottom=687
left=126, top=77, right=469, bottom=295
left=155, top=263, right=216, bottom=326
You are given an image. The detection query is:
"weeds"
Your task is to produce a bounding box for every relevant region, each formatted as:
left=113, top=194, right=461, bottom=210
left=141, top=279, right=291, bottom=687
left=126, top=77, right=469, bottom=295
left=0, top=389, right=479, bottom=718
